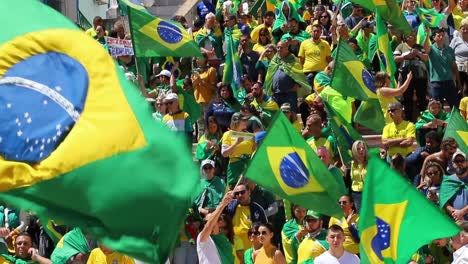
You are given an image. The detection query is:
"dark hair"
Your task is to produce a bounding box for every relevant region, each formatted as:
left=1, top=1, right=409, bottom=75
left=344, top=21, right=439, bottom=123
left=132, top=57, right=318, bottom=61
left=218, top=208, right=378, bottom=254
left=328, top=224, right=344, bottom=234
left=425, top=131, right=441, bottom=144
left=432, top=27, right=445, bottom=35
left=291, top=204, right=304, bottom=222
left=258, top=28, right=271, bottom=45
left=205, top=116, right=222, bottom=139
left=441, top=137, right=458, bottom=150
left=241, top=103, right=260, bottom=116
left=259, top=222, right=275, bottom=243
left=220, top=214, right=235, bottom=244
left=248, top=222, right=262, bottom=235
left=17, top=232, right=33, bottom=241
left=194, top=19, right=204, bottom=28
left=264, top=11, right=275, bottom=18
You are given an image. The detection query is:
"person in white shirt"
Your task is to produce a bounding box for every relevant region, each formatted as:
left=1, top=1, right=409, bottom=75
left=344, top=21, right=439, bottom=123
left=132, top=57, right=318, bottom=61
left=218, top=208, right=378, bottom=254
left=314, top=224, right=360, bottom=264
left=451, top=221, right=468, bottom=264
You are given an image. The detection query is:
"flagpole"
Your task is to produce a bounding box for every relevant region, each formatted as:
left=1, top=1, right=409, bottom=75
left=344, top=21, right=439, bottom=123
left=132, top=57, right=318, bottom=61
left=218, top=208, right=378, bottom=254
left=126, top=9, right=140, bottom=75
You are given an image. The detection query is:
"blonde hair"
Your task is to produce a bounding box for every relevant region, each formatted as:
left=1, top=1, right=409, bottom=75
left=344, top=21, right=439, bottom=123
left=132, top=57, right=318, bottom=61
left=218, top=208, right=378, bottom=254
left=461, top=17, right=468, bottom=28
left=351, top=140, right=368, bottom=164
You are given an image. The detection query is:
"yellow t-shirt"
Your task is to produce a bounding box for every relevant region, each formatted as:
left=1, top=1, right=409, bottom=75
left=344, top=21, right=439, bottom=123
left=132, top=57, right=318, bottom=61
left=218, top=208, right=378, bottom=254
left=377, top=89, right=398, bottom=124
left=221, top=131, right=254, bottom=162
left=292, top=119, right=302, bottom=132
left=0, top=256, right=12, bottom=264
left=87, top=248, right=135, bottom=264
left=233, top=236, right=244, bottom=264
left=382, top=120, right=416, bottom=156
left=250, top=24, right=272, bottom=43
left=328, top=215, right=360, bottom=254
left=307, top=136, right=334, bottom=159
left=253, top=43, right=267, bottom=54
left=297, top=238, right=327, bottom=263
left=233, top=205, right=253, bottom=250
left=459, top=96, right=468, bottom=121
left=192, top=67, right=217, bottom=104
left=298, top=39, right=331, bottom=73
left=452, top=5, right=468, bottom=30
left=281, top=223, right=303, bottom=264
left=350, top=161, right=366, bottom=192
left=303, top=10, right=313, bottom=22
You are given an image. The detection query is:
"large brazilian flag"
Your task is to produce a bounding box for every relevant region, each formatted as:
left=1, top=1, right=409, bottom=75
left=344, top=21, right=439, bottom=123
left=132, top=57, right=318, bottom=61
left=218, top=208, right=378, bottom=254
left=0, top=1, right=199, bottom=263
left=244, top=112, right=344, bottom=217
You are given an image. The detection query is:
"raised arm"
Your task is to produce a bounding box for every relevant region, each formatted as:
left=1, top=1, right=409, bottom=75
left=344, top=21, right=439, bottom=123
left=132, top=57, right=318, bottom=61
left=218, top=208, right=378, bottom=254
left=198, top=192, right=233, bottom=243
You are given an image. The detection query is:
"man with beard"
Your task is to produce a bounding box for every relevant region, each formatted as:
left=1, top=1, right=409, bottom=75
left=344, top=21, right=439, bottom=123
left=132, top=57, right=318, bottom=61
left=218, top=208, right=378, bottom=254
left=440, top=150, right=468, bottom=221
left=296, top=210, right=328, bottom=264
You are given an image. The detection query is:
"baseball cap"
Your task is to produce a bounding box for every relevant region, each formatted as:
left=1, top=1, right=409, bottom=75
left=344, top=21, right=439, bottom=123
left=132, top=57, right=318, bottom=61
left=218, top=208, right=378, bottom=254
left=165, top=93, right=179, bottom=101
left=156, top=69, right=171, bottom=78
left=452, top=149, right=466, bottom=162
left=306, top=210, right=322, bottom=219
left=280, top=103, right=292, bottom=112
left=201, top=159, right=215, bottom=169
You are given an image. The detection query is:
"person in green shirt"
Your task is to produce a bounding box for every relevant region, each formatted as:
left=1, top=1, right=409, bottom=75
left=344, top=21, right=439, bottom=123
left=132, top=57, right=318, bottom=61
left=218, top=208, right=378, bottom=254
left=281, top=205, right=307, bottom=264
left=195, top=159, right=226, bottom=218
left=415, top=99, right=450, bottom=146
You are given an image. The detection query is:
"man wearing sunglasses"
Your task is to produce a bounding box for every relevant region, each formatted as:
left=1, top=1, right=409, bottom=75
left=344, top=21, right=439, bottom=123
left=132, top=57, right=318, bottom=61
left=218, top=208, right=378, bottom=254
left=382, top=101, right=416, bottom=157
left=297, top=210, right=328, bottom=264
left=440, top=150, right=468, bottom=221
left=224, top=183, right=267, bottom=250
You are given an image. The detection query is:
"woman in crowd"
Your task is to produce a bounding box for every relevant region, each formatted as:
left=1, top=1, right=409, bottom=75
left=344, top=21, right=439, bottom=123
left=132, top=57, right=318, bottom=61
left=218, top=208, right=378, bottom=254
left=450, top=17, right=468, bottom=96
left=221, top=113, right=255, bottom=188
left=281, top=205, right=307, bottom=264
left=348, top=140, right=368, bottom=212
left=307, top=10, right=332, bottom=44
left=417, top=162, right=444, bottom=205
left=205, top=83, right=241, bottom=132
left=219, top=214, right=245, bottom=264
left=328, top=195, right=360, bottom=255
left=254, top=223, right=286, bottom=264
left=240, top=104, right=264, bottom=133
left=415, top=100, right=450, bottom=146
left=244, top=223, right=262, bottom=264
left=191, top=53, right=218, bottom=110
left=253, top=28, right=272, bottom=54
left=374, top=70, right=413, bottom=124
left=196, top=116, right=224, bottom=166
left=256, top=44, right=277, bottom=84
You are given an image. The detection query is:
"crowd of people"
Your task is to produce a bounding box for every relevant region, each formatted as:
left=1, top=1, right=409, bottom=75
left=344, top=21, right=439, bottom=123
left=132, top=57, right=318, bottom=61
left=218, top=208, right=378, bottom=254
left=1, top=0, right=467, bottom=263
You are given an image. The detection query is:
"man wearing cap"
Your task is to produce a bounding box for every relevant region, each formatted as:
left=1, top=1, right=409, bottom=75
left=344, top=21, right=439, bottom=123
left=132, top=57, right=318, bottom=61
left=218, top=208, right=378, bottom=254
left=382, top=101, right=416, bottom=157
left=451, top=221, right=468, bottom=263
left=440, top=150, right=468, bottom=221
left=296, top=210, right=328, bottom=264
left=162, top=93, right=193, bottom=149
left=195, top=160, right=226, bottom=217
left=148, top=69, right=173, bottom=99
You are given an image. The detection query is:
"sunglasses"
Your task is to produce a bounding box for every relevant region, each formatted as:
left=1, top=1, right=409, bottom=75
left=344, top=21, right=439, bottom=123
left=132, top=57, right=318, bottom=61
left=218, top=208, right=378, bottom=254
left=320, top=16, right=328, bottom=18
left=259, top=231, right=269, bottom=236
left=426, top=171, right=439, bottom=176
left=339, top=201, right=348, bottom=204
left=203, top=166, right=214, bottom=170
left=454, top=159, right=465, bottom=164
left=248, top=231, right=260, bottom=236
left=234, top=190, right=246, bottom=196
left=387, top=108, right=399, bottom=113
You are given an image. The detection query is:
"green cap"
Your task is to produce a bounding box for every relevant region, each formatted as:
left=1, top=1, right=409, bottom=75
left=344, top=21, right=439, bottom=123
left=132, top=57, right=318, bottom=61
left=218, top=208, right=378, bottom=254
left=306, top=210, right=322, bottom=219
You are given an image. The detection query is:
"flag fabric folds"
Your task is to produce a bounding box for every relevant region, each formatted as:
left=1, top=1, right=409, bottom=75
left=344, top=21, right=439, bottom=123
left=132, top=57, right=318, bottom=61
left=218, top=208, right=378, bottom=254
left=359, top=158, right=459, bottom=264
left=244, top=112, right=344, bottom=217
left=350, top=0, right=412, bottom=34
left=322, top=100, right=363, bottom=165
left=375, top=10, right=397, bottom=88
left=443, top=109, right=468, bottom=154
left=118, top=0, right=151, bottom=15
left=354, top=99, right=386, bottom=133
left=0, top=1, right=200, bottom=263
left=222, top=31, right=243, bottom=99
left=416, top=7, right=445, bottom=28
left=128, top=6, right=202, bottom=58
left=331, top=40, right=377, bottom=101
left=50, top=228, right=90, bottom=264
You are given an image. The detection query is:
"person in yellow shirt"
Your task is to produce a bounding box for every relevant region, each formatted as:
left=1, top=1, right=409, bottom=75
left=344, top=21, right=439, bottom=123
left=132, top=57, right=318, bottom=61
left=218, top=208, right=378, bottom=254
left=221, top=113, right=255, bottom=187
left=250, top=11, right=275, bottom=43
left=460, top=96, right=468, bottom=121
left=382, top=102, right=416, bottom=157
left=349, top=140, right=368, bottom=212
left=85, top=16, right=108, bottom=38
left=453, top=0, right=468, bottom=30
left=296, top=211, right=328, bottom=263
left=298, top=24, right=332, bottom=86
left=87, top=245, right=135, bottom=264
left=328, top=195, right=360, bottom=254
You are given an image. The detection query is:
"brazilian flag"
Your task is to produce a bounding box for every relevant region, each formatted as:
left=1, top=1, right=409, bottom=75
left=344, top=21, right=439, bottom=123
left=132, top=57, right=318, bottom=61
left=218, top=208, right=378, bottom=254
left=118, top=0, right=151, bottom=16
left=376, top=10, right=397, bottom=88
left=360, top=158, right=459, bottom=264
left=244, top=112, right=344, bottom=217
left=416, top=7, right=446, bottom=28
left=443, top=109, right=468, bottom=154
left=322, top=100, right=363, bottom=165
left=0, top=1, right=200, bottom=263
left=128, top=5, right=202, bottom=58
left=331, top=40, right=377, bottom=101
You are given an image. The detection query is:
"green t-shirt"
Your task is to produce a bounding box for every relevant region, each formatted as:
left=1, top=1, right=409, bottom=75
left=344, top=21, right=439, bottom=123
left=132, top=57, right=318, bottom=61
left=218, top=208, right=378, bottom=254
left=429, top=44, right=456, bottom=82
